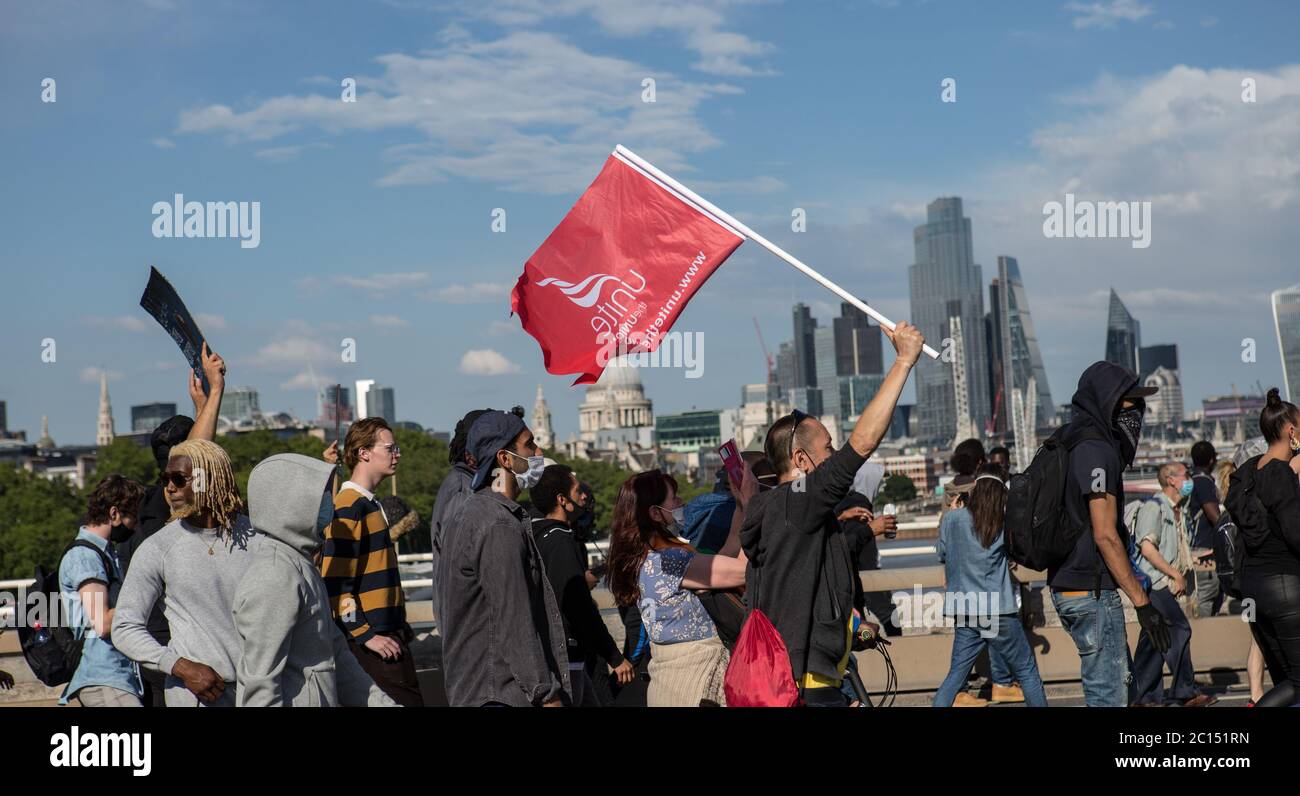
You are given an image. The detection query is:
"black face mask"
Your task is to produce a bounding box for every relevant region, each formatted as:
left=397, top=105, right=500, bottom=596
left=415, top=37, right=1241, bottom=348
left=1114, top=407, right=1143, bottom=465
left=109, top=521, right=133, bottom=543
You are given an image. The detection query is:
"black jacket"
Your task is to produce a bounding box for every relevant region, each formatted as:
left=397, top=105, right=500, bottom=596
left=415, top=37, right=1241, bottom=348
left=741, top=444, right=864, bottom=681
left=530, top=517, right=624, bottom=667
left=1225, top=456, right=1300, bottom=577
left=1048, top=361, right=1139, bottom=591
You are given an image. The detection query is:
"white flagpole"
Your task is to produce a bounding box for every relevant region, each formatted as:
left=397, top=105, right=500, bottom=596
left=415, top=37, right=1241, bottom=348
left=613, top=145, right=941, bottom=360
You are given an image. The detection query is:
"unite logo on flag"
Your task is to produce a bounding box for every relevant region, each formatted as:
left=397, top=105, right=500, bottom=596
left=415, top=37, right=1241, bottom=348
left=512, top=153, right=744, bottom=384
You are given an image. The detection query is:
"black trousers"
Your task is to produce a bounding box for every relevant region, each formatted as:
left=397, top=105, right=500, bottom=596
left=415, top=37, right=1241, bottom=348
left=347, top=632, right=425, bottom=707
left=1242, top=571, right=1300, bottom=707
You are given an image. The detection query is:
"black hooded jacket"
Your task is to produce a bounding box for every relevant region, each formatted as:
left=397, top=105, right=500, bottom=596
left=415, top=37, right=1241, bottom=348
left=1047, top=361, right=1141, bottom=591
left=1225, top=455, right=1300, bottom=577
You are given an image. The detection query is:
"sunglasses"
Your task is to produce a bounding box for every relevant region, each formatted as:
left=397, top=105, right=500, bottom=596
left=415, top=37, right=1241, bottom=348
left=160, top=471, right=193, bottom=489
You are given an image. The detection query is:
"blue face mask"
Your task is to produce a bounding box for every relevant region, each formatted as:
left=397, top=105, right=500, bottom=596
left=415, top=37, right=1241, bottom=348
left=1178, top=478, right=1194, bottom=499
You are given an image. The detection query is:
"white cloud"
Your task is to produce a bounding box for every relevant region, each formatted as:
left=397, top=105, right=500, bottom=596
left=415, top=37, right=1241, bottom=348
left=195, top=313, right=227, bottom=332
left=370, top=314, right=409, bottom=328
left=327, top=272, right=431, bottom=294
left=458, top=349, right=522, bottom=375
left=252, top=336, right=335, bottom=369
left=487, top=319, right=519, bottom=336
left=691, top=175, right=786, bottom=195
left=80, top=366, right=123, bottom=383
left=279, top=370, right=320, bottom=391
left=151, top=137, right=175, bottom=149
left=254, top=142, right=332, bottom=161
left=85, top=315, right=149, bottom=332
left=1064, top=0, right=1153, bottom=30
left=174, top=30, right=775, bottom=194
left=450, top=0, right=777, bottom=77
left=425, top=282, right=511, bottom=303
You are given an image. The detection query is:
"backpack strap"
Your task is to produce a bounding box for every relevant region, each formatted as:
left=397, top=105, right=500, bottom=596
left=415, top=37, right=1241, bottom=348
left=63, top=539, right=116, bottom=588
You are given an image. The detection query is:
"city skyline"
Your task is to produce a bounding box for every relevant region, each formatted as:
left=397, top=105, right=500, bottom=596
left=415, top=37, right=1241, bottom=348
left=4, top=1, right=1298, bottom=443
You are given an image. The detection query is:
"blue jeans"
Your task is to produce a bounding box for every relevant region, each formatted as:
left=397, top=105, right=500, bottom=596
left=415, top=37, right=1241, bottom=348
left=1052, top=590, right=1132, bottom=707
left=933, top=614, right=1048, bottom=707
left=1131, top=586, right=1197, bottom=704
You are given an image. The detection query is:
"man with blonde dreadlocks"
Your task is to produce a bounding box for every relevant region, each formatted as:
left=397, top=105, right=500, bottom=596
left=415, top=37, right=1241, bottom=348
left=113, top=438, right=264, bottom=706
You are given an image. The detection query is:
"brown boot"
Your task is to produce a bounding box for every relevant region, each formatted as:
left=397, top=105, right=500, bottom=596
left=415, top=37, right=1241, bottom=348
left=990, top=683, right=1025, bottom=703
left=953, top=692, right=989, bottom=707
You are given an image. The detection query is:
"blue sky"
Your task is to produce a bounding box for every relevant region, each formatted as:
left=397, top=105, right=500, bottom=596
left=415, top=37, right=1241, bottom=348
left=3, top=0, right=1298, bottom=444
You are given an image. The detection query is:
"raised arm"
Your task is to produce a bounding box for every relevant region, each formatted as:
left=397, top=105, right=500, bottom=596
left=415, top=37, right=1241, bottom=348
left=846, top=322, right=924, bottom=458
left=187, top=342, right=226, bottom=442
left=681, top=550, right=748, bottom=591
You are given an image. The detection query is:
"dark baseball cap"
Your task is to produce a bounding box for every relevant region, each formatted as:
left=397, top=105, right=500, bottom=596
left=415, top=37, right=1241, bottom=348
left=468, top=410, right=528, bottom=490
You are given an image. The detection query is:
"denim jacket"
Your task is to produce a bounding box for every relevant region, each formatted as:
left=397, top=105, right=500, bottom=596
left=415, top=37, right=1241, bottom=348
left=937, top=508, right=1018, bottom=618
left=1135, top=492, right=1191, bottom=592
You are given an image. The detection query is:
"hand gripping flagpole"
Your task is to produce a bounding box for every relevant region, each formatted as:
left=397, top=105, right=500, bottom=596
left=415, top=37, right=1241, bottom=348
left=613, top=145, right=941, bottom=360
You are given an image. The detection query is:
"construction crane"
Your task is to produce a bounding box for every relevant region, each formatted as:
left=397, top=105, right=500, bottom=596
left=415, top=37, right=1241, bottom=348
left=753, top=317, right=775, bottom=384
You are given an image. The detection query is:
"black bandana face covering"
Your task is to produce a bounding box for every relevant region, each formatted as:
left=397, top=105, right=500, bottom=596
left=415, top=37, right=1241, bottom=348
left=1114, top=407, right=1143, bottom=464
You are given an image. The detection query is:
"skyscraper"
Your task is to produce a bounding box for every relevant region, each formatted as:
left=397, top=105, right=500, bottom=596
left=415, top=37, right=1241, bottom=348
left=96, top=372, right=115, bottom=447
left=813, top=326, right=838, bottom=397
left=792, top=303, right=818, bottom=388
left=775, top=341, right=797, bottom=396
left=1105, top=288, right=1141, bottom=375
left=132, top=403, right=177, bottom=434
left=1273, top=284, right=1300, bottom=404
left=908, top=197, right=991, bottom=442
left=354, top=379, right=376, bottom=420
left=986, top=278, right=1006, bottom=434
left=833, top=302, right=882, bottom=377
left=0, top=400, right=7, bottom=433
left=318, top=384, right=353, bottom=426
left=221, top=387, right=261, bottom=424
left=1144, top=366, right=1183, bottom=425
left=368, top=386, right=397, bottom=425
left=1138, top=344, right=1179, bottom=381
left=998, top=256, right=1054, bottom=428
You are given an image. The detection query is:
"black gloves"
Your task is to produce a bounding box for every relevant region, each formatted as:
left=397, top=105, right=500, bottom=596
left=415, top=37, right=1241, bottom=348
left=1135, top=602, right=1171, bottom=653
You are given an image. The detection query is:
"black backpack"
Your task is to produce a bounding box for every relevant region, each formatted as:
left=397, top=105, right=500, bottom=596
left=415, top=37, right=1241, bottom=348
left=1006, top=427, right=1106, bottom=571
left=17, top=540, right=115, bottom=688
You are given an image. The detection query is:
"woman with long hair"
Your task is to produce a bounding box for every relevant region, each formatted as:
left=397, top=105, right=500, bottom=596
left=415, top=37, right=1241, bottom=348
left=606, top=470, right=746, bottom=707
left=932, top=465, right=1047, bottom=707
left=1225, top=388, right=1300, bottom=707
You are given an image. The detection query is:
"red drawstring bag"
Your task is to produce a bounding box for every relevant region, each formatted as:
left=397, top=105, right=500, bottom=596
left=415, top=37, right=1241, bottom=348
left=723, top=607, right=800, bottom=707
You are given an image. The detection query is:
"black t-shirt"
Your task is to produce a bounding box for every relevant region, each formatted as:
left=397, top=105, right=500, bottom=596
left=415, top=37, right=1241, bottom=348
left=1048, top=439, right=1127, bottom=591
left=1189, top=468, right=1219, bottom=549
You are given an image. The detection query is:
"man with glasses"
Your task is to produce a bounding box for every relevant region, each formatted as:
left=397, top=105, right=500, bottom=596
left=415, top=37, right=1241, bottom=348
left=741, top=321, right=925, bottom=707
left=321, top=417, right=424, bottom=706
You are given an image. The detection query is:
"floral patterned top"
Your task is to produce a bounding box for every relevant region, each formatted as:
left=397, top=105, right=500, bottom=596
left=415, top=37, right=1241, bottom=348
left=637, top=547, right=717, bottom=644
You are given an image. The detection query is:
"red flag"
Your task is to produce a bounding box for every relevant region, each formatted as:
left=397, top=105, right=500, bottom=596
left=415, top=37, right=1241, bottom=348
left=512, top=153, right=744, bottom=384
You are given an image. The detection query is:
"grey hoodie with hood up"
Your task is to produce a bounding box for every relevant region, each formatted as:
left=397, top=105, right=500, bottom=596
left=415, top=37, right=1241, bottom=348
left=234, top=453, right=398, bottom=707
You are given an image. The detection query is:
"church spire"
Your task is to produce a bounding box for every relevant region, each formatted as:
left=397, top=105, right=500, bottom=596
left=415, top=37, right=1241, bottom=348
left=97, top=370, right=115, bottom=447
left=532, top=384, right=553, bottom=450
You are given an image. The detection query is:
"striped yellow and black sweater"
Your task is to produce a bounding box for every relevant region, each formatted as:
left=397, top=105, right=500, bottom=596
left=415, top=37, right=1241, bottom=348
left=320, top=485, right=407, bottom=642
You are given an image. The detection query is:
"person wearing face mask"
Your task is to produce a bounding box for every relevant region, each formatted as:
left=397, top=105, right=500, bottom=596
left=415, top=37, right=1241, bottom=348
left=740, top=320, right=925, bottom=707
left=320, top=417, right=423, bottom=706
left=1130, top=462, right=1216, bottom=706
left=437, top=410, right=570, bottom=707
left=57, top=475, right=149, bottom=706
left=1045, top=361, right=1171, bottom=708
left=530, top=464, right=635, bottom=706
left=1225, top=388, right=1300, bottom=707
left=606, top=469, right=749, bottom=707
left=233, top=454, right=396, bottom=707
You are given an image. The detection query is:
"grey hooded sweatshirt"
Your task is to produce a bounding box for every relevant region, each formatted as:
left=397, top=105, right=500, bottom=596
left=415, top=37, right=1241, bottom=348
left=234, top=453, right=397, bottom=707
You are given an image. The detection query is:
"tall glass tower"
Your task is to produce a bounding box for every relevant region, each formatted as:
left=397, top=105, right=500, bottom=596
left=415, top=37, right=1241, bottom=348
left=1273, top=284, right=1300, bottom=404
left=908, top=197, right=990, bottom=443
left=1105, top=288, right=1141, bottom=375
left=998, top=257, right=1054, bottom=428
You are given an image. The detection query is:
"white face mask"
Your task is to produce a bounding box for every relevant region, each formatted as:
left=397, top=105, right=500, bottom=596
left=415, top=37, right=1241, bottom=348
left=505, top=450, right=546, bottom=490
left=658, top=504, right=686, bottom=535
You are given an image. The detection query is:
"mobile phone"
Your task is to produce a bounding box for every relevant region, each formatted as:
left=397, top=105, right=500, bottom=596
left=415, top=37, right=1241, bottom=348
left=718, top=439, right=744, bottom=490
